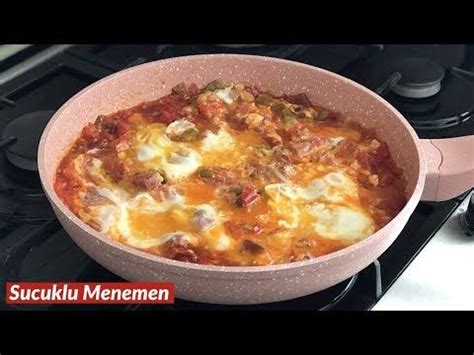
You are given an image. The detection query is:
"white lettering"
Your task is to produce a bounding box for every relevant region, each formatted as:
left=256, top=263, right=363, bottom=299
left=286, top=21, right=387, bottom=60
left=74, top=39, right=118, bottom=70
left=121, top=289, right=131, bottom=300
left=82, top=285, right=170, bottom=301
left=101, top=289, right=111, bottom=300
left=31, top=289, right=40, bottom=301
left=8, top=285, right=19, bottom=301
left=51, top=284, right=63, bottom=300
left=158, top=289, right=169, bottom=301
left=148, top=289, right=158, bottom=300
left=132, top=289, right=148, bottom=301
left=8, top=284, right=78, bottom=301
left=83, top=285, right=101, bottom=300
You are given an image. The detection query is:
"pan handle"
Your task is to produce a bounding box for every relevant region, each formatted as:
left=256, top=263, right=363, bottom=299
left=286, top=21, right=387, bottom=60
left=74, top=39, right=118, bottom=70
left=419, top=136, right=474, bottom=201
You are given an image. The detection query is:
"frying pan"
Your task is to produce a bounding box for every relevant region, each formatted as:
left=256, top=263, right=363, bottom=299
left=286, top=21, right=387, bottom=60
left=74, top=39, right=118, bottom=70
left=37, top=54, right=474, bottom=304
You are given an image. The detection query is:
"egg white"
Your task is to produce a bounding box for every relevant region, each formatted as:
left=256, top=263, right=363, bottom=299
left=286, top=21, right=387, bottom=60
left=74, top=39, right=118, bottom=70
left=215, top=87, right=234, bottom=104
left=264, top=171, right=375, bottom=241
left=306, top=203, right=375, bottom=241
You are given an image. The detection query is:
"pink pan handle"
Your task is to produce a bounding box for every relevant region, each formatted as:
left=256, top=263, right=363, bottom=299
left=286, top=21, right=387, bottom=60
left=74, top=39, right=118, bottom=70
left=420, top=136, right=474, bottom=201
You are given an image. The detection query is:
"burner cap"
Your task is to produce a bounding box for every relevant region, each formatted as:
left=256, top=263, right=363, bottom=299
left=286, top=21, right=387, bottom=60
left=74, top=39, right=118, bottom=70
left=1, top=111, right=54, bottom=171
left=391, top=57, right=445, bottom=99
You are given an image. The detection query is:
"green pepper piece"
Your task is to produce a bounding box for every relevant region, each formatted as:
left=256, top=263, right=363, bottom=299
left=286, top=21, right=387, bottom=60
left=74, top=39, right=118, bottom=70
left=255, top=94, right=273, bottom=106
left=229, top=185, right=243, bottom=195
left=205, top=80, right=226, bottom=91
left=171, top=82, right=187, bottom=94
left=255, top=145, right=273, bottom=158
left=271, top=101, right=286, bottom=114
left=281, top=107, right=296, bottom=123
left=316, top=110, right=329, bottom=121
left=198, top=167, right=213, bottom=178
left=179, top=128, right=199, bottom=142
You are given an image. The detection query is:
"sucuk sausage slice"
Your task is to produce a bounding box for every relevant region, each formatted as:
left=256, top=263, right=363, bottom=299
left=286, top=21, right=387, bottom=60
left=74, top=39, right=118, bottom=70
left=236, top=185, right=259, bottom=207
left=224, top=221, right=263, bottom=237
left=242, top=240, right=265, bottom=254
left=162, top=233, right=198, bottom=263
left=132, top=170, right=165, bottom=191
left=197, top=167, right=237, bottom=187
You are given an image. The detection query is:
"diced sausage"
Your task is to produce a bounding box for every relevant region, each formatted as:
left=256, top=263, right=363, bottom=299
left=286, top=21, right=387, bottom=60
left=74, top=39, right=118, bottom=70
left=245, top=85, right=261, bottom=97
left=171, top=82, right=200, bottom=98
left=325, top=112, right=344, bottom=127
left=187, top=83, right=199, bottom=96
left=282, top=93, right=313, bottom=107
left=145, top=95, right=188, bottom=124
left=335, top=139, right=359, bottom=160
left=242, top=239, right=265, bottom=254
left=196, top=92, right=227, bottom=120
left=132, top=170, right=164, bottom=191
left=374, top=141, right=390, bottom=161
left=61, top=162, right=82, bottom=189
left=163, top=234, right=198, bottom=263
left=197, top=167, right=237, bottom=187
left=356, top=140, right=391, bottom=173
left=247, top=161, right=277, bottom=182
left=99, top=116, right=128, bottom=138
left=102, top=158, right=126, bottom=182
left=263, top=132, right=283, bottom=147
left=82, top=187, right=110, bottom=206
left=149, top=185, right=180, bottom=202
left=378, top=172, right=395, bottom=187
left=224, top=221, right=263, bottom=237
left=81, top=124, right=101, bottom=148
left=236, top=185, right=259, bottom=207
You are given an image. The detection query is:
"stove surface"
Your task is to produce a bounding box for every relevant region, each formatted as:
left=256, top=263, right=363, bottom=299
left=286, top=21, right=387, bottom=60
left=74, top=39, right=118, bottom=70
left=0, top=44, right=472, bottom=311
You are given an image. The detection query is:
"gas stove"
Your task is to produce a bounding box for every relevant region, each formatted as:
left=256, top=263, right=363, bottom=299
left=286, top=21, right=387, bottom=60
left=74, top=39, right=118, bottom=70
left=0, top=44, right=473, bottom=311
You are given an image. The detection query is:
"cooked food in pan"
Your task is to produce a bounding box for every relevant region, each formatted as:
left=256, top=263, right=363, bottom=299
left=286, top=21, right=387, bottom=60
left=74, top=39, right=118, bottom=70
left=54, top=80, right=407, bottom=266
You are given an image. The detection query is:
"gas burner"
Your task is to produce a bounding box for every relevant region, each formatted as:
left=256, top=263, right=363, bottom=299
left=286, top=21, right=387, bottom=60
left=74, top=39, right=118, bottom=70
left=342, top=54, right=446, bottom=99
left=0, top=111, right=56, bottom=223
left=1, top=111, right=54, bottom=171
left=343, top=53, right=474, bottom=136
left=0, top=169, right=55, bottom=223
left=390, top=57, right=445, bottom=99
left=386, top=70, right=474, bottom=132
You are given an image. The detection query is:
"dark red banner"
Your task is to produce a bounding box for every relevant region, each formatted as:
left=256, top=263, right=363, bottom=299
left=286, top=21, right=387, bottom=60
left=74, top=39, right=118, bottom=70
left=5, top=282, right=175, bottom=304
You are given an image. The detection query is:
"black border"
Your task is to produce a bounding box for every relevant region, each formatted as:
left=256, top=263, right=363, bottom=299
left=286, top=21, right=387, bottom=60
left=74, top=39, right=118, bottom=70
left=1, top=9, right=474, bottom=43
left=0, top=311, right=473, bottom=353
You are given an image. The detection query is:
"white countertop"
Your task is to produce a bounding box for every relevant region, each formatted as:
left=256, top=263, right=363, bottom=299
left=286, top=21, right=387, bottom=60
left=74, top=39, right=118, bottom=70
left=373, top=192, right=474, bottom=310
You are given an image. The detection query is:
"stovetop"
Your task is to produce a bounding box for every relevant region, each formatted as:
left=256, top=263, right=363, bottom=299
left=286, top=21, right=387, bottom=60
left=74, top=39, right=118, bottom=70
left=0, top=44, right=473, bottom=311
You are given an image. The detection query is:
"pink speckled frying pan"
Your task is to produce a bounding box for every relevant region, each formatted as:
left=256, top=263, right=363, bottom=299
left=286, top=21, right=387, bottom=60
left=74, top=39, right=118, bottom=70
left=37, top=54, right=474, bottom=305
